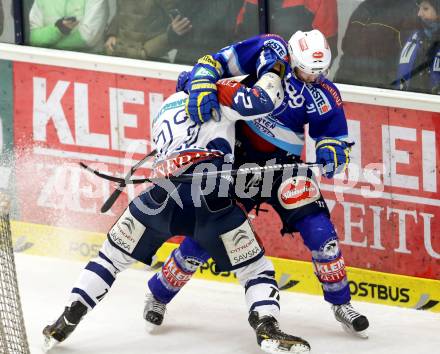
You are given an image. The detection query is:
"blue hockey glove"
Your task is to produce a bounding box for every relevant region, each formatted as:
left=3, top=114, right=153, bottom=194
left=256, top=47, right=288, bottom=78
left=176, top=71, right=191, bottom=93
left=315, top=138, right=354, bottom=178
left=186, top=55, right=222, bottom=124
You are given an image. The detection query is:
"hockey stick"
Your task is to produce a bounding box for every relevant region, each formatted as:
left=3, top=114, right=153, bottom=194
left=92, top=149, right=157, bottom=213
left=80, top=160, right=322, bottom=186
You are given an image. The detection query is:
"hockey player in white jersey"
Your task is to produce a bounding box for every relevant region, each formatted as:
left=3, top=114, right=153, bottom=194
left=144, top=29, right=369, bottom=340
left=42, top=72, right=311, bottom=354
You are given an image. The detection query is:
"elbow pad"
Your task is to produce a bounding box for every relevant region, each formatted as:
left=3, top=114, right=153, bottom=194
left=254, top=72, right=284, bottom=111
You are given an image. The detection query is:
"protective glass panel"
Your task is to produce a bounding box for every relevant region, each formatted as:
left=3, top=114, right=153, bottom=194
left=22, top=0, right=250, bottom=66
left=266, top=0, right=439, bottom=95
left=0, top=0, right=16, bottom=43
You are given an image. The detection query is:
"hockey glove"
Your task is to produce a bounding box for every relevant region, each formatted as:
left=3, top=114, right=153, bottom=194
left=256, top=47, right=287, bottom=78
left=176, top=71, right=191, bottom=93
left=186, top=55, right=223, bottom=124
left=315, top=137, right=354, bottom=178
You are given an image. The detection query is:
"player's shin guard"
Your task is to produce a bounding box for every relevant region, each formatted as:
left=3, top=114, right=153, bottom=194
left=145, top=238, right=209, bottom=326
left=43, top=240, right=135, bottom=349
left=235, top=256, right=280, bottom=319
left=294, top=212, right=350, bottom=304
left=68, top=240, right=135, bottom=310
left=295, top=212, right=369, bottom=336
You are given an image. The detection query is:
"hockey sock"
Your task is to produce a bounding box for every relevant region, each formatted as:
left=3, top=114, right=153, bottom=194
left=148, top=237, right=210, bottom=304
left=294, top=212, right=351, bottom=304
left=68, top=240, right=135, bottom=311
left=235, top=256, right=280, bottom=319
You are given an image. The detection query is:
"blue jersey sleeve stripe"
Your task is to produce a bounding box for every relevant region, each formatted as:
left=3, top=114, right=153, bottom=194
left=248, top=126, right=304, bottom=155
left=220, top=46, right=245, bottom=76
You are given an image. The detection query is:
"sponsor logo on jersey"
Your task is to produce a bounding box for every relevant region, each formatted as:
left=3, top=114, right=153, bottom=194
left=349, top=281, right=410, bottom=303
left=108, top=209, right=145, bottom=253
left=152, top=150, right=224, bottom=178
left=233, top=229, right=251, bottom=246
left=313, top=256, right=346, bottom=283
left=155, top=98, right=186, bottom=123
left=121, top=217, right=135, bottom=233
left=277, top=176, right=320, bottom=209
left=263, top=39, right=288, bottom=58
left=220, top=220, right=262, bottom=266
left=306, top=85, right=332, bottom=115
left=250, top=117, right=277, bottom=138
left=321, top=82, right=342, bottom=107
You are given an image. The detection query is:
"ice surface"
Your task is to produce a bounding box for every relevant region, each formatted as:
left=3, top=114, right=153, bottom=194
left=14, top=254, right=439, bottom=354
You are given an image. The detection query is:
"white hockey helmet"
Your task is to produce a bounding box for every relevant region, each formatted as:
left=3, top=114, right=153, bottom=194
left=288, top=30, right=331, bottom=76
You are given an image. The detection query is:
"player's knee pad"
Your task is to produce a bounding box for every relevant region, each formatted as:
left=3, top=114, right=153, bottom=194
left=100, top=239, right=136, bottom=272
left=234, top=254, right=274, bottom=286
left=235, top=256, right=280, bottom=319
left=107, top=205, right=148, bottom=256
left=178, top=237, right=210, bottom=272
left=294, top=212, right=338, bottom=252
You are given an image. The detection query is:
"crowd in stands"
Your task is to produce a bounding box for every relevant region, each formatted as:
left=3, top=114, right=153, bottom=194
left=4, top=0, right=439, bottom=95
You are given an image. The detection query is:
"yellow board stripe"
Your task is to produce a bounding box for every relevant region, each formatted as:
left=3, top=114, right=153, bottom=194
left=10, top=220, right=440, bottom=312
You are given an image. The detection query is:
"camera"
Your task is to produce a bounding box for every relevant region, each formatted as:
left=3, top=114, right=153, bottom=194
left=169, top=9, right=181, bottom=19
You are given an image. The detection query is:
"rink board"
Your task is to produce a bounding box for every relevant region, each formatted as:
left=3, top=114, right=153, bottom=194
left=11, top=220, right=440, bottom=313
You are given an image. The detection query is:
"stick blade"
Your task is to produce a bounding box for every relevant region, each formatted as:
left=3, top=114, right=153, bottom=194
left=101, top=187, right=124, bottom=213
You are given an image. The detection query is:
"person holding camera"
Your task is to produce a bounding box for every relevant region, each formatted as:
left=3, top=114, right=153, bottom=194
left=29, top=0, right=109, bottom=52
left=104, top=0, right=192, bottom=61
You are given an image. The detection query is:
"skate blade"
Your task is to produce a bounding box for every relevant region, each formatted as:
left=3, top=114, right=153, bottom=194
left=42, top=336, right=60, bottom=353
left=144, top=321, right=161, bottom=334
left=340, top=323, right=369, bottom=339
left=260, top=339, right=310, bottom=354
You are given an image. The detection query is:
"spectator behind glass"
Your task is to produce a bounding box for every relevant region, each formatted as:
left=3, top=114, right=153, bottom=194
left=395, top=0, right=440, bottom=94
left=29, top=0, right=109, bottom=53
left=0, top=0, right=3, bottom=36
left=335, top=0, right=418, bottom=89
left=104, top=0, right=191, bottom=61
left=167, top=0, right=242, bottom=65
left=235, top=0, right=338, bottom=59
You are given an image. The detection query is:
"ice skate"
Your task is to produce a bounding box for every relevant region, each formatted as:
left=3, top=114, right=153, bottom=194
left=248, top=311, right=310, bottom=354
left=332, top=302, right=369, bottom=338
left=143, top=291, right=166, bottom=332
left=42, top=301, right=87, bottom=352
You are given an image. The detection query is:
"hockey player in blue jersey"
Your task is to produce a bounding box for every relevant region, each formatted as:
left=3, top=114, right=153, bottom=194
left=144, top=30, right=370, bottom=338
left=42, top=72, right=312, bottom=354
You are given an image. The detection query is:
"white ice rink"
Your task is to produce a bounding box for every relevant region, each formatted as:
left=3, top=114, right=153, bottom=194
left=16, top=254, right=439, bottom=354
